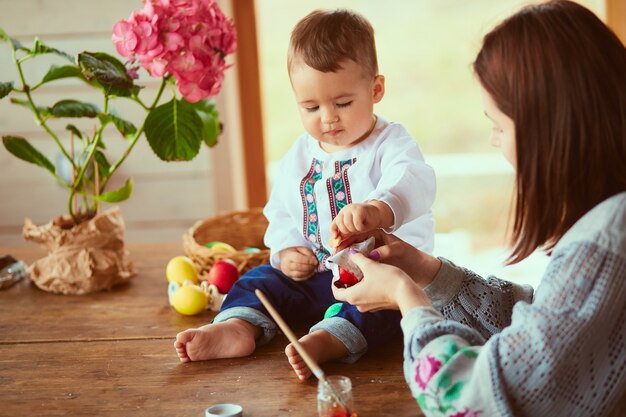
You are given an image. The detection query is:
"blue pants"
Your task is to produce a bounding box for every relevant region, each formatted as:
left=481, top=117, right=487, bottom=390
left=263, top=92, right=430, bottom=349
left=215, top=264, right=402, bottom=362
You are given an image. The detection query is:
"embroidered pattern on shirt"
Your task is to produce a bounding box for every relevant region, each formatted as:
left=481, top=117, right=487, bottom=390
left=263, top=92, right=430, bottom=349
left=327, top=158, right=356, bottom=219
left=300, top=158, right=356, bottom=270
left=312, top=158, right=356, bottom=268
left=300, top=158, right=324, bottom=250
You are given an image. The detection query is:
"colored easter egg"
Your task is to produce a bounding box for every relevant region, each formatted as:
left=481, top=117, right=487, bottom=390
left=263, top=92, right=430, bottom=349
left=171, top=285, right=208, bottom=315
left=243, top=247, right=260, bottom=253
left=324, top=302, right=343, bottom=319
left=333, top=266, right=359, bottom=288
left=205, top=241, right=237, bottom=252
left=166, top=256, right=199, bottom=285
left=207, top=259, right=240, bottom=293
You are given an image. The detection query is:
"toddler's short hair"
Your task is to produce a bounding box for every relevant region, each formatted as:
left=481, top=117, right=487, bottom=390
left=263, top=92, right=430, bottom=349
left=288, top=9, right=378, bottom=78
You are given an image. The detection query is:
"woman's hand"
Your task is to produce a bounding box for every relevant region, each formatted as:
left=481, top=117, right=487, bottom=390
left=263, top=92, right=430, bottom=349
left=336, top=230, right=442, bottom=289
left=332, top=252, right=432, bottom=315
left=278, top=247, right=318, bottom=281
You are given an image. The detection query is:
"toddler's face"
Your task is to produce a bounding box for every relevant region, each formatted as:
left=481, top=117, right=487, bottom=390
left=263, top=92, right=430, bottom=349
left=290, top=58, right=384, bottom=152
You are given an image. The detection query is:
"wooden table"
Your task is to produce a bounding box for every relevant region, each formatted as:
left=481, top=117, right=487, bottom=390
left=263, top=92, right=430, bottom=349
left=0, top=243, right=422, bottom=417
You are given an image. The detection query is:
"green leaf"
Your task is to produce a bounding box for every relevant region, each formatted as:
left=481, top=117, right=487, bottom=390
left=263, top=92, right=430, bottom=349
left=442, top=340, right=458, bottom=362
left=145, top=98, right=204, bottom=161
left=49, top=99, right=99, bottom=118
left=460, top=347, right=478, bottom=359
left=0, top=81, right=13, bottom=99
left=416, top=393, right=439, bottom=412
left=437, top=371, right=452, bottom=389
left=416, top=394, right=429, bottom=411
left=98, top=113, right=137, bottom=139
left=192, top=99, right=220, bottom=147
left=2, top=135, right=55, bottom=174
left=97, top=178, right=133, bottom=202
left=112, top=116, right=137, bottom=139
left=10, top=97, right=42, bottom=114
left=0, top=27, right=23, bottom=50
left=77, top=52, right=137, bottom=97
left=41, top=65, right=83, bottom=85
left=65, top=124, right=83, bottom=140
left=30, top=38, right=73, bottom=62
left=442, top=382, right=465, bottom=402
left=93, top=150, right=111, bottom=179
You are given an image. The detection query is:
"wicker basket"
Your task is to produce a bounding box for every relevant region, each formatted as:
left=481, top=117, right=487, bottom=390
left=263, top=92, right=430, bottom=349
left=183, top=208, right=270, bottom=279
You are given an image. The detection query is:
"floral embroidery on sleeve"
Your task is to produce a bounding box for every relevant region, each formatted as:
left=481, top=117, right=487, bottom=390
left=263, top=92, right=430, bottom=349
left=415, top=355, right=443, bottom=389
left=410, top=338, right=483, bottom=417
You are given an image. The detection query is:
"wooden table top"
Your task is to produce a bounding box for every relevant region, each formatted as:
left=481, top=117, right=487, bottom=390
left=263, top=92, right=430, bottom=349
left=0, top=243, right=423, bottom=417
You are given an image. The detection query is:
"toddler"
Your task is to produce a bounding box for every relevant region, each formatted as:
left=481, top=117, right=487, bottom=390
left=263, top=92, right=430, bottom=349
left=175, top=8, right=436, bottom=381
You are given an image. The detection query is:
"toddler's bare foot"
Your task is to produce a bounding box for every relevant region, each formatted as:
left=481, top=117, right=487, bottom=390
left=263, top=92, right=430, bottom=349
left=285, top=330, right=349, bottom=381
left=174, top=319, right=261, bottom=362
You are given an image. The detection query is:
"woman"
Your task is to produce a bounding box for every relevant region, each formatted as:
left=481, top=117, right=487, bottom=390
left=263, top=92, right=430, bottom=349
left=332, top=1, right=626, bottom=416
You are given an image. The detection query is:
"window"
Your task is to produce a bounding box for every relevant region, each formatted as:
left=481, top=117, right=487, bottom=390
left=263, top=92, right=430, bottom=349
left=256, top=0, right=604, bottom=287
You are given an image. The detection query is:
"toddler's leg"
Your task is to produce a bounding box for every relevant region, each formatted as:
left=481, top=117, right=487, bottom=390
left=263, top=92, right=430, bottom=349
left=285, top=304, right=402, bottom=379
left=285, top=329, right=349, bottom=381
left=174, top=318, right=262, bottom=362
left=176, top=264, right=334, bottom=363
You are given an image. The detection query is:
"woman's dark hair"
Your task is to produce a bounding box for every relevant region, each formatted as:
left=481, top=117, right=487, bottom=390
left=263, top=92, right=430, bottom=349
left=474, top=0, right=626, bottom=263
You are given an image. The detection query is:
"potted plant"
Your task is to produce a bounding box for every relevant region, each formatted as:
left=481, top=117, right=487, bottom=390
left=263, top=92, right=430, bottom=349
left=0, top=0, right=237, bottom=294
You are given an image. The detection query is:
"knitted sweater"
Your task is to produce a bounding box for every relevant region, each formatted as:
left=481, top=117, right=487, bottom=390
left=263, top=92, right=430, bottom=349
left=402, top=192, right=626, bottom=417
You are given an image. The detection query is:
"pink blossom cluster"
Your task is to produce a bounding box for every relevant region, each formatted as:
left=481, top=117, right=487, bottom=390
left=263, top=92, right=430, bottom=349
left=112, top=0, right=237, bottom=103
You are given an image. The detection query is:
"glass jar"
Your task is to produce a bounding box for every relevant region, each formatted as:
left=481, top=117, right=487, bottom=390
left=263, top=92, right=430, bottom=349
left=317, top=375, right=354, bottom=417
left=0, top=256, right=27, bottom=290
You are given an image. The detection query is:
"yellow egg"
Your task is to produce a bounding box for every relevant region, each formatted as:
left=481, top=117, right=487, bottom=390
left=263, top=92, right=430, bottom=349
left=171, top=285, right=208, bottom=315
left=166, top=256, right=199, bottom=285
left=205, top=241, right=236, bottom=252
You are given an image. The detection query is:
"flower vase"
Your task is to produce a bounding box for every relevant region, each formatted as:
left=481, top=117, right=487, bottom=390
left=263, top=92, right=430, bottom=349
left=22, top=206, right=136, bottom=295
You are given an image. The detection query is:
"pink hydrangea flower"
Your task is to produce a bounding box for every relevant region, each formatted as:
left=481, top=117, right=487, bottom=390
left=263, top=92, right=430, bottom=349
left=112, top=21, right=139, bottom=57
left=112, top=0, right=237, bottom=103
left=414, top=354, right=442, bottom=390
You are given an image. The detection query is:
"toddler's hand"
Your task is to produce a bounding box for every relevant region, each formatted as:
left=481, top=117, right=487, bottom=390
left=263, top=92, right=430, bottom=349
left=278, top=246, right=318, bottom=281
left=329, top=201, right=392, bottom=246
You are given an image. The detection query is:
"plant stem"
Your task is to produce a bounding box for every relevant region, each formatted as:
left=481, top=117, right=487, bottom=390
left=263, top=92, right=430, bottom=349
left=94, top=158, right=100, bottom=215
left=70, top=132, right=77, bottom=215
left=67, top=95, right=110, bottom=221
left=133, top=95, right=150, bottom=110
left=100, top=77, right=168, bottom=191
left=12, top=48, right=77, bottom=171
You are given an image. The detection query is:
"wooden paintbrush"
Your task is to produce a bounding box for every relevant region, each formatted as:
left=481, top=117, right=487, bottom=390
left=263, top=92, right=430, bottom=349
left=255, top=289, right=351, bottom=415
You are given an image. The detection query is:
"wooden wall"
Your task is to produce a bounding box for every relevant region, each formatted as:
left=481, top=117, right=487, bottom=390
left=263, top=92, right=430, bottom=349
left=0, top=0, right=259, bottom=247
left=606, top=0, right=626, bottom=45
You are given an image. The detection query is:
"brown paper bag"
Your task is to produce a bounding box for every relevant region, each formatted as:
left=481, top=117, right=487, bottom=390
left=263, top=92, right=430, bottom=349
left=22, top=206, right=136, bottom=295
